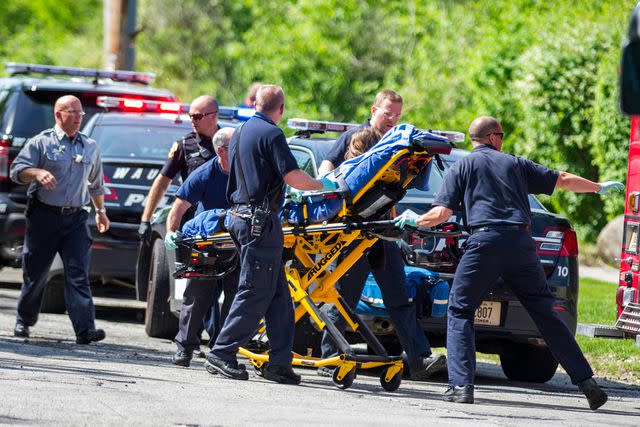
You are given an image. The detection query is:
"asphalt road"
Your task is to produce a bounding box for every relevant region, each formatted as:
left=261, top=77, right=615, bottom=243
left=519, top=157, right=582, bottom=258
left=1, top=273, right=639, bottom=425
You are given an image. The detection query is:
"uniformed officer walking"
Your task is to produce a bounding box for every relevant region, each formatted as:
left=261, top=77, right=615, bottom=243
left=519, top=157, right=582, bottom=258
left=11, top=95, right=110, bottom=344
left=139, top=95, right=222, bottom=345
left=395, top=116, right=624, bottom=409
left=317, top=89, right=446, bottom=379
left=205, top=84, right=335, bottom=384
left=163, top=128, right=238, bottom=367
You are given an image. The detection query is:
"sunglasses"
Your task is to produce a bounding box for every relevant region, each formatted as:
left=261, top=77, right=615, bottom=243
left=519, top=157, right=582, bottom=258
left=486, top=132, right=504, bottom=139
left=189, top=111, right=217, bottom=121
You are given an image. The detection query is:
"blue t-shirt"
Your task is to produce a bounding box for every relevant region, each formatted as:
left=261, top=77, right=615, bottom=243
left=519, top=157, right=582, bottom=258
left=323, top=119, right=370, bottom=168
left=433, top=144, right=559, bottom=227
left=175, top=157, right=230, bottom=215
left=226, top=112, right=299, bottom=210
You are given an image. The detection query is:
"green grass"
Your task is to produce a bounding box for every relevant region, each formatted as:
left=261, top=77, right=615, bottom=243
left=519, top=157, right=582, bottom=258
left=576, top=278, right=640, bottom=384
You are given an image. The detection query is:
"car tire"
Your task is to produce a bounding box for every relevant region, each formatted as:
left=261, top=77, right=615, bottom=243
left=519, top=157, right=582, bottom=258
left=41, top=276, right=66, bottom=314
left=499, top=343, right=559, bottom=383
left=144, top=239, right=177, bottom=339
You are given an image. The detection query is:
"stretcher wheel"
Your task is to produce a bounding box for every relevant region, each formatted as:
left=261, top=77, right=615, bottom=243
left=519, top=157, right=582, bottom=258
left=332, top=367, right=356, bottom=390
left=380, top=367, right=402, bottom=392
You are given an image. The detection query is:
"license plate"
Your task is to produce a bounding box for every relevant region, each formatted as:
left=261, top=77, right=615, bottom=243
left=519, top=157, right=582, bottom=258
left=475, top=301, right=501, bottom=326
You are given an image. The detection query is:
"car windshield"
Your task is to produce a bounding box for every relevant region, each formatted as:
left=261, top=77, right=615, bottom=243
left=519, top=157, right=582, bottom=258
left=90, top=124, right=189, bottom=159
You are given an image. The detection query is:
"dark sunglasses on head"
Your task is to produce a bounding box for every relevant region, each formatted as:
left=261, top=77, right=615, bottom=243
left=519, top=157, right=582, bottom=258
left=189, top=111, right=217, bottom=121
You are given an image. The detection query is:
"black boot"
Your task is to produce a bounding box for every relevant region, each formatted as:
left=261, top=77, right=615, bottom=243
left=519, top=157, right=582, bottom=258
left=172, top=350, right=193, bottom=367
left=14, top=322, right=30, bottom=338
left=263, top=365, right=301, bottom=385
left=443, top=385, right=474, bottom=404
left=578, top=378, right=608, bottom=410
left=410, top=354, right=447, bottom=380
left=76, top=329, right=106, bottom=344
left=205, top=356, right=249, bottom=380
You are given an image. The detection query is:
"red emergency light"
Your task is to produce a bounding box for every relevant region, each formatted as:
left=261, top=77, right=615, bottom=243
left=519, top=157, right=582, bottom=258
left=97, top=96, right=185, bottom=114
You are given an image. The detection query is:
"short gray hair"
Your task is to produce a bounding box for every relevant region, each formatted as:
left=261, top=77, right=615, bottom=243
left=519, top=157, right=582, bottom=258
left=212, top=127, right=234, bottom=149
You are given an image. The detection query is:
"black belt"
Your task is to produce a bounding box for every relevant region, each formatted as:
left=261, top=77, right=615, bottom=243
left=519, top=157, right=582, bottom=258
left=34, top=199, right=83, bottom=215
left=470, top=224, right=529, bottom=234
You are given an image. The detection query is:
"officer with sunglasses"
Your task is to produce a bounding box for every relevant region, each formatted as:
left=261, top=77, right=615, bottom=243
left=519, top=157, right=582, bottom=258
left=395, top=116, right=623, bottom=409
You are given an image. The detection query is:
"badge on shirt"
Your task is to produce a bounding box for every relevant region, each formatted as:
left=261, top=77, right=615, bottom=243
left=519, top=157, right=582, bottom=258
left=167, top=142, right=179, bottom=159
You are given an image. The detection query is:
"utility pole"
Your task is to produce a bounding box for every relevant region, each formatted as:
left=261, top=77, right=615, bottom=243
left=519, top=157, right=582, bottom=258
left=104, top=0, right=138, bottom=70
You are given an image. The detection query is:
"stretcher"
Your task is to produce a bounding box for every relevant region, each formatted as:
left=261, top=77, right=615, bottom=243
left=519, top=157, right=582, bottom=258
left=173, top=124, right=456, bottom=391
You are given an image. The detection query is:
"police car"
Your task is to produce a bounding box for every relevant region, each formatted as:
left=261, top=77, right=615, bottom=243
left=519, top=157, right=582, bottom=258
left=0, top=63, right=176, bottom=308
left=285, top=118, right=580, bottom=383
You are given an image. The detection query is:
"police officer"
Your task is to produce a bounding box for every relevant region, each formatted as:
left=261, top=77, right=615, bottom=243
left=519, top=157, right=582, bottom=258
left=237, top=82, right=262, bottom=109
left=395, top=116, right=623, bottom=409
left=205, top=84, right=335, bottom=383
left=163, top=128, right=239, bottom=367
left=317, top=89, right=446, bottom=380
left=11, top=95, right=110, bottom=344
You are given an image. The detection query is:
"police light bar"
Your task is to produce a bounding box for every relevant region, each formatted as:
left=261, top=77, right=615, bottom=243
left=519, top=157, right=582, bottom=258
left=97, top=96, right=183, bottom=113
left=6, top=62, right=156, bottom=85
left=287, top=118, right=360, bottom=133
left=176, top=104, right=255, bottom=121
left=428, top=130, right=466, bottom=143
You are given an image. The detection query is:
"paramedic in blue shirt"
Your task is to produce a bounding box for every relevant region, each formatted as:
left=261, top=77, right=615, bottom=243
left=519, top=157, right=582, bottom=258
left=11, top=95, right=110, bottom=345
left=164, top=127, right=238, bottom=368
left=317, top=89, right=446, bottom=380
left=395, top=116, right=623, bottom=409
left=205, top=84, right=335, bottom=384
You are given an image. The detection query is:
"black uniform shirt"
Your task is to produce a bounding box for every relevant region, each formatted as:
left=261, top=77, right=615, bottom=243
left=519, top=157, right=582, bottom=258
left=433, top=144, right=559, bottom=227
left=323, top=119, right=371, bottom=168
left=160, top=130, right=218, bottom=181
left=226, top=112, right=299, bottom=210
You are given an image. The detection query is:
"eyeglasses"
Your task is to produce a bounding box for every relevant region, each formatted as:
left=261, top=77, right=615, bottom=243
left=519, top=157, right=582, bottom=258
left=59, top=110, right=86, bottom=116
left=376, top=108, right=402, bottom=120
left=485, top=132, right=504, bottom=139
left=189, top=111, right=218, bottom=121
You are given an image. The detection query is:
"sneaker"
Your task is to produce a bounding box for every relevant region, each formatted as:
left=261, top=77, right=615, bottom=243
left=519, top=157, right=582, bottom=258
left=205, top=356, right=249, bottom=380
left=578, top=378, right=608, bottom=410
left=443, top=385, right=474, bottom=404
left=14, top=322, right=30, bottom=338
left=410, top=354, right=447, bottom=380
left=316, top=366, right=333, bottom=378
left=76, top=329, right=106, bottom=344
left=172, top=350, right=192, bottom=367
left=263, top=365, right=301, bottom=385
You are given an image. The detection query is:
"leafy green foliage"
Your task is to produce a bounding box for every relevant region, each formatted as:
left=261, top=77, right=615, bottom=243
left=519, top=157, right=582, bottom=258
left=1, top=0, right=636, bottom=241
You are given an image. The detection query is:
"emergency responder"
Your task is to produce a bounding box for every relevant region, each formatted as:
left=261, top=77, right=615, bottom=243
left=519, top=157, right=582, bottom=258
left=164, top=128, right=238, bottom=367
left=395, top=116, right=623, bottom=409
left=11, top=95, right=110, bottom=344
left=205, top=84, right=335, bottom=384
left=316, top=89, right=446, bottom=380
left=237, top=82, right=262, bottom=108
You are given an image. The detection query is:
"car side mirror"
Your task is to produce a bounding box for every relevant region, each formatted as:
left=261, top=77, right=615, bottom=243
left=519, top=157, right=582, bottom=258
left=621, top=3, right=640, bottom=115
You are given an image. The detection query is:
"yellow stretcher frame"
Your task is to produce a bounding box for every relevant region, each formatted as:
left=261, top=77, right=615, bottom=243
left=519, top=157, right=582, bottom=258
left=180, top=146, right=437, bottom=391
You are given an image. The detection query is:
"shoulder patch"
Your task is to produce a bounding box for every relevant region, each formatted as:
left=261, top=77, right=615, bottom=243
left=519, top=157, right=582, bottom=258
left=168, top=142, right=179, bottom=159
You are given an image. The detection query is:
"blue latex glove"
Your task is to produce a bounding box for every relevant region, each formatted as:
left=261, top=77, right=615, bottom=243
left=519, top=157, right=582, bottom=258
left=596, top=181, right=624, bottom=195
left=164, top=231, right=181, bottom=250
left=394, top=209, right=420, bottom=230
left=320, top=177, right=337, bottom=192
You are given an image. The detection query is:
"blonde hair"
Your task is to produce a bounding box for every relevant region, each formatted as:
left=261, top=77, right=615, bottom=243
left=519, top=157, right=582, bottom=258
left=345, top=127, right=383, bottom=160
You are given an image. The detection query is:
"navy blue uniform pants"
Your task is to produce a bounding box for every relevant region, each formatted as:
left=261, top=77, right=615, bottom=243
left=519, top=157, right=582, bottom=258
left=174, top=270, right=239, bottom=353
left=211, top=210, right=294, bottom=367
left=320, top=240, right=431, bottom=363
left=447, top=228, right=593, bottom=386
left=16, top=206, right=96, bottom=336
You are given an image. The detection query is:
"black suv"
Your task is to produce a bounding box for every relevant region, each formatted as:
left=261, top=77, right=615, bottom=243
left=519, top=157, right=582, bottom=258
left=0, top=63, right=175, bottom=291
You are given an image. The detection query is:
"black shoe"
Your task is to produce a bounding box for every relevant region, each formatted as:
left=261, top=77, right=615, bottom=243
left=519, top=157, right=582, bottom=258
left=316, top=366, right=333, bottom=378
left=443, top=385, right=474, bottom=404
left=172, top=350, right=192, bottom=367
left=205, top=356, right=249, bottom=380
left=410, top=354, right=447, bottom=380
left=578, top=378, right=608, bottom=410
left=14, top=322, right=29, bottom=338
left=76, top=329, right=106, bottom=344
left=263, top=365, right=301, bottom=385
left=193, top=349, right=206, bottom=359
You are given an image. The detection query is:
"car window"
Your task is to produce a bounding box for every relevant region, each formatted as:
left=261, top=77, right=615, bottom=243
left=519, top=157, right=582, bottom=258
left=90, top=124, right=190, bottom=159
left=405, top=161, right=445, bottom=199
left=291, top=147, right=317, bottom=177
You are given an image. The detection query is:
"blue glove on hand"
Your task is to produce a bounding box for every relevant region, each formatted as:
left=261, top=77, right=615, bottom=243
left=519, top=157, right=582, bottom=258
left=320, top=177, right=337, bottom=192
left=164, top=231, right=181, bottom=250
left=394, top=209, right=420, bottom=230
left=597, top=181, right=625, bottom=195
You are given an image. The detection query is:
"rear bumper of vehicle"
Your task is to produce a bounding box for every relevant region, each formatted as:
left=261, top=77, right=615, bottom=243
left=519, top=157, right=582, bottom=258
left=0, top=194, right=26, bottom=267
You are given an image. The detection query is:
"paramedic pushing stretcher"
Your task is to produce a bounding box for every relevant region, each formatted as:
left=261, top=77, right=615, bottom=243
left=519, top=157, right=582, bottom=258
left=205, top=85, right=336, bottom=384
left=395, top=116, right=624, bottom=409
left=316, top=89, right=446, bottom=379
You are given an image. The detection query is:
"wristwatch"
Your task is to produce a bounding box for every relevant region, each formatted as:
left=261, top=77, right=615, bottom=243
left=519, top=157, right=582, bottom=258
left=96, top=208, right=107, bottom=214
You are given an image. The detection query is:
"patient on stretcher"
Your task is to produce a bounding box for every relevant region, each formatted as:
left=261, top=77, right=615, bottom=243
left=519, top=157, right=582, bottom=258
left=181, top=124, right=450, bottom=237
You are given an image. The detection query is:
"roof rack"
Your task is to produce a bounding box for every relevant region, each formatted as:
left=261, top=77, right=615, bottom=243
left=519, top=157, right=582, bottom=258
left=287, top=118, right=360, bottom=135
left=6, top=62, right=156, bottom=85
